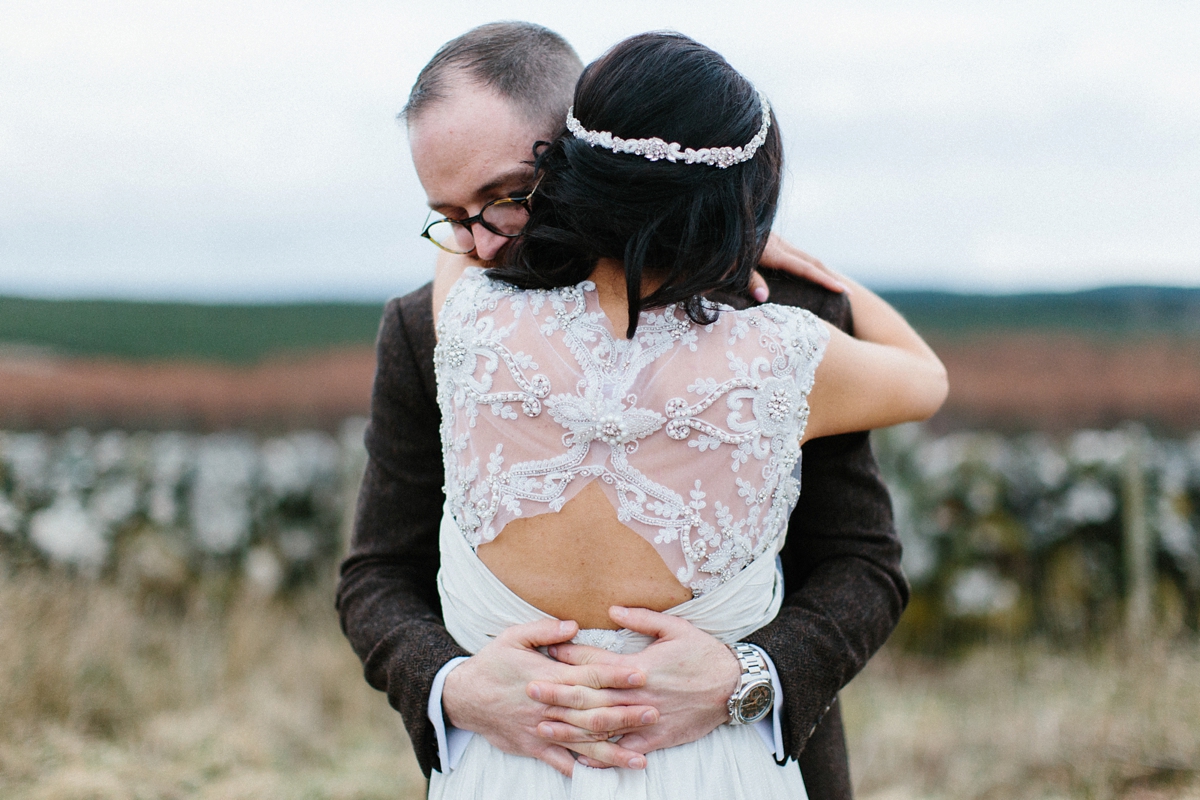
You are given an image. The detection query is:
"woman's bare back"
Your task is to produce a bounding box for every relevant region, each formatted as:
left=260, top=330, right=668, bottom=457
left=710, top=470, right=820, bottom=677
left=478, top=481, right=692, bottom=628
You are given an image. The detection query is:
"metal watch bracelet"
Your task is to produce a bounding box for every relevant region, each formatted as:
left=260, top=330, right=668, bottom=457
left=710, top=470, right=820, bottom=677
left=726, top=642, right=774, bottom=725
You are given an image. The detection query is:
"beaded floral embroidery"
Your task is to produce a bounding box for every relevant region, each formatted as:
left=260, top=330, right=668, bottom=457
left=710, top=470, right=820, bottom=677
left=434, top=269, right=828, bottom=595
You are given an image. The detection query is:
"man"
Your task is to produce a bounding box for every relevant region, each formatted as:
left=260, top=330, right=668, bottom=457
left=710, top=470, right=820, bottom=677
left=337, top=22, right=906, bottom=799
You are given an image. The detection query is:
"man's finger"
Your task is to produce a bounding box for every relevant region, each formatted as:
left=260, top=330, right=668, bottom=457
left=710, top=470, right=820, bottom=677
left=568, top=740, right=648, bottom=771
left=614, top=732, right=653, bottom=754
left=527, top=681, right=617, bottom=710
left=547, top=641, right=628, bottom=668
left=503, top=618, right=579, bottom=650
left=765, top=254, right=846, bottom=293
left=560, top=660, right=645, bottom=690
left=537, top=720, right=614, bottom=743
left=535, top=744, right=579, bottom=778
left=609, top=606, right=690, bottom=640
left=536, top=720, right=650, bottom=744
left=540, top=703, right=658, bottom=734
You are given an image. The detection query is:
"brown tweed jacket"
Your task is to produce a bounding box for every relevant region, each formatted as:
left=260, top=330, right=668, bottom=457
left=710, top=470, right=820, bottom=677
left=336, top=269, right=908, bottom=799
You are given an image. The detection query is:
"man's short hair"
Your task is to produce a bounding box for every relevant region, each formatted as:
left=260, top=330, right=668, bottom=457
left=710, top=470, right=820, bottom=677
left=402, top=22, right=583, bottom=131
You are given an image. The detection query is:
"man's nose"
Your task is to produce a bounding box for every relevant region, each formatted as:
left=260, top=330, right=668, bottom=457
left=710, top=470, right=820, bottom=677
left=472, top=225, right=509, bottom=262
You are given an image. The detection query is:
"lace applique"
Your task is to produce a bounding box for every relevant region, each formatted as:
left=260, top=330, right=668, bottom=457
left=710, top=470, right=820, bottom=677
left=572, top=629, right=630, bottom=654
left=434, top=268, right=829, bottom=595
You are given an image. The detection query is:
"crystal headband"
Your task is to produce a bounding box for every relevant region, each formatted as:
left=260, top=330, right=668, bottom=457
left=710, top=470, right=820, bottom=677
left=565, top=90, right=772, bottom=169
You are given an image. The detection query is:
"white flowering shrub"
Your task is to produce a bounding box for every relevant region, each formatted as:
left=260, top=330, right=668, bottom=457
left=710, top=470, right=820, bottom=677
left=2, top=419, right=1197, bottom=640
left=0, top=420, right=367, bottom=595
left=875, top=424, right=1200, bottom=644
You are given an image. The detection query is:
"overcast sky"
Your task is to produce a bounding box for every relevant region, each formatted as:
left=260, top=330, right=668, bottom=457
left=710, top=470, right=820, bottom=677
left=2, top=0, right=1197, bottom=301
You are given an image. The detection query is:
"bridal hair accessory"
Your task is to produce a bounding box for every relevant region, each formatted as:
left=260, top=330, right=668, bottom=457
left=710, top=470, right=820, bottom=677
left=565, top=90, right=771, bottom=169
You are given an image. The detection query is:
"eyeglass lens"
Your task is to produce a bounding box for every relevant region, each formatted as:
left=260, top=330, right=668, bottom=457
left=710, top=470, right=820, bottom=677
left=424, top=219, right=476, bottom=254
left=479, top=198, right=530, bottom=235
left=423, top=197, right=532, bottom=254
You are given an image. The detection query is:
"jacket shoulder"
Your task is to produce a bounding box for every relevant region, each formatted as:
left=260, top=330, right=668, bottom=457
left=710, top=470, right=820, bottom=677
left=372, top=281, right=438, bottom=422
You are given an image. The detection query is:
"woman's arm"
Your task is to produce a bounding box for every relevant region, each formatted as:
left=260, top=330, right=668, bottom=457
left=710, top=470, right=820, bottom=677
left=803, top=273, right=948, bottom=442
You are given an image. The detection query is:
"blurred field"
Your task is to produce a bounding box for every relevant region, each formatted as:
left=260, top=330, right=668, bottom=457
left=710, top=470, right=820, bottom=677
left=0, top=349, right=377, bottom=431
left=2, top=286, right=1197, bottom=798
left=3, top=287, right=1197, bottom=363
left=2, top=572, right=1198, bottom=799
left=3, top=333, right=1197, bottom=432
left=884, top=287, right=1200, bottom=340
left=0, top=297, right=384, bottom=364
left=842, top=644, right=1200, bottom=800
left=0, top=573, right=426, bottom=800
left=2, top=287, right=1197, bottom=431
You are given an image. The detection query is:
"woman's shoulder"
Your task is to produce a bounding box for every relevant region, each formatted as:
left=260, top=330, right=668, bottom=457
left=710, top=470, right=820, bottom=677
left=698, top=303, right=830, bottom=394
left=717, top=302, right=829, bottom=351
left=438, top=268, right=595, bottom=329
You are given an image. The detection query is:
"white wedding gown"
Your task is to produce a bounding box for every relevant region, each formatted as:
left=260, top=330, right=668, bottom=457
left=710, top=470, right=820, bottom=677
left=428, top=269, right=827, bottom=800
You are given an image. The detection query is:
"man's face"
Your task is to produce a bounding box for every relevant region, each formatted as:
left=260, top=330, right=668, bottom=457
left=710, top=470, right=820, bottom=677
left=409, top=81, right=548, bottom=266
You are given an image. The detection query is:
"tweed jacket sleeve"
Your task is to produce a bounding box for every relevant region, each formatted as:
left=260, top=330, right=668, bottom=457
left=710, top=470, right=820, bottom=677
left=336, top=283, right=468, bottom=778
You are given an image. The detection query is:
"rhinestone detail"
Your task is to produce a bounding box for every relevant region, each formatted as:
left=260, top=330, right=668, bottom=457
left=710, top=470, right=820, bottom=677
left=566, top=90, right=772, bottom=169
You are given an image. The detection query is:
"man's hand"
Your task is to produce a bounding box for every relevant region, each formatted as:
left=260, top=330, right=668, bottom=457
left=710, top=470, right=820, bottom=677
left=441, top=618, right=655, bottom=777
left=749, top=233, right=848, bottom=301
left=529, top=606, right=741, bottom=767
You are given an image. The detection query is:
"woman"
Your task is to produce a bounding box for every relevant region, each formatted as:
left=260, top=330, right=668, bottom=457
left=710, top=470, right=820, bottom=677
left=429, top=32, right=947, bottom=799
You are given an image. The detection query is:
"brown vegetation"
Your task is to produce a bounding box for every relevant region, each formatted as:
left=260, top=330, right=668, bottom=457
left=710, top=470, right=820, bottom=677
left=2, top=332, right=1198, bottom=432
left=842, top=643, right=1200, bottom=799
left=931, top=333, right=1200, bottom=433
left=0, top=572, right=424, bottom=799
left=1, top=572, right=1197, bottom=799
left=0, top=348, right=376, bottom=431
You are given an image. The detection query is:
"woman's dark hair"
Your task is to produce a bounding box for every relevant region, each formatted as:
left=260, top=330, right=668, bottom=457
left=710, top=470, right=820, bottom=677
left=490, top=32, right=783, bottom=338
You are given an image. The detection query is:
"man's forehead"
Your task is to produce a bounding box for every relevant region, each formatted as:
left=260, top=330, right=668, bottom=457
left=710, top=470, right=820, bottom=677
left=423, top=166, right=535, bottom=211
left=409, top=83, right=544, bottom=209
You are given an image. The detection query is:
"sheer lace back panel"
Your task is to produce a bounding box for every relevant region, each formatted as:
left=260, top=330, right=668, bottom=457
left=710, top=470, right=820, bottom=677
left=434, top=268, right=829, bottom=596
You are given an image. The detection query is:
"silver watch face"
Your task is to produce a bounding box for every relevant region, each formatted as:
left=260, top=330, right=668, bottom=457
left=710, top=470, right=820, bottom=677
left=736, top=682, right=773, bottom=724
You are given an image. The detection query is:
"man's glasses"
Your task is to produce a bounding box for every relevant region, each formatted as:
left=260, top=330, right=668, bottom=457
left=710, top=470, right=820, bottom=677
left=420, top=175, right=543, bottom=255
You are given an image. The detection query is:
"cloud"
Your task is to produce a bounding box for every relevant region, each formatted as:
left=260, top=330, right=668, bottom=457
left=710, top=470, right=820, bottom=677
left=1, top=0, right=1196, bottom=299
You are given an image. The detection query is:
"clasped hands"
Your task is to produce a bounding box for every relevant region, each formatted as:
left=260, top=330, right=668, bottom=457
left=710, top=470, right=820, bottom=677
left=440, top=606, right=743, bottom=778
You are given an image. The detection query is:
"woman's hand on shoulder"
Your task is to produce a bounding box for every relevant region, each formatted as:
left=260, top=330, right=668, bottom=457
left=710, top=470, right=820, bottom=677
left=749, top=233, right=848, bottom=301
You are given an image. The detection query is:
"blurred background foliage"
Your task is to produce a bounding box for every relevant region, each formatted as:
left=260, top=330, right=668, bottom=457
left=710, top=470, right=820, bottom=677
left=2, top=421, right=1197, bottom=651
left=875, top=424, right=1200, bottom=648
left=0, top=422, right=367, bottom=601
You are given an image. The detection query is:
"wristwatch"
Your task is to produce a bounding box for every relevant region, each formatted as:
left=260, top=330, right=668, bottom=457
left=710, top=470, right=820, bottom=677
left=726, top=642, right=774, bottom=725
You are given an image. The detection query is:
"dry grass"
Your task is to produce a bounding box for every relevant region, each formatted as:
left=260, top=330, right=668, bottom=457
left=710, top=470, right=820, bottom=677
left=2, top=569, right=1198, bottom=799
left=842, top=642, right=1200, bottom=800
left=0, top=570, right=425, bottom=800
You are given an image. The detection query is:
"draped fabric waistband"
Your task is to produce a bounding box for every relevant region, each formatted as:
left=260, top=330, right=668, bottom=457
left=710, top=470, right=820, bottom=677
left=437, top=506, right=785, bottom=655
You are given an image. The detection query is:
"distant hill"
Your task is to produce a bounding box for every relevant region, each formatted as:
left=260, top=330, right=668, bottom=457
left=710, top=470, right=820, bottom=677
left=882, top=286, right=1200, bottom=339
left=0, top=297, right=385, bottom=363
left=1, top=286, right=1198, bottom=363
